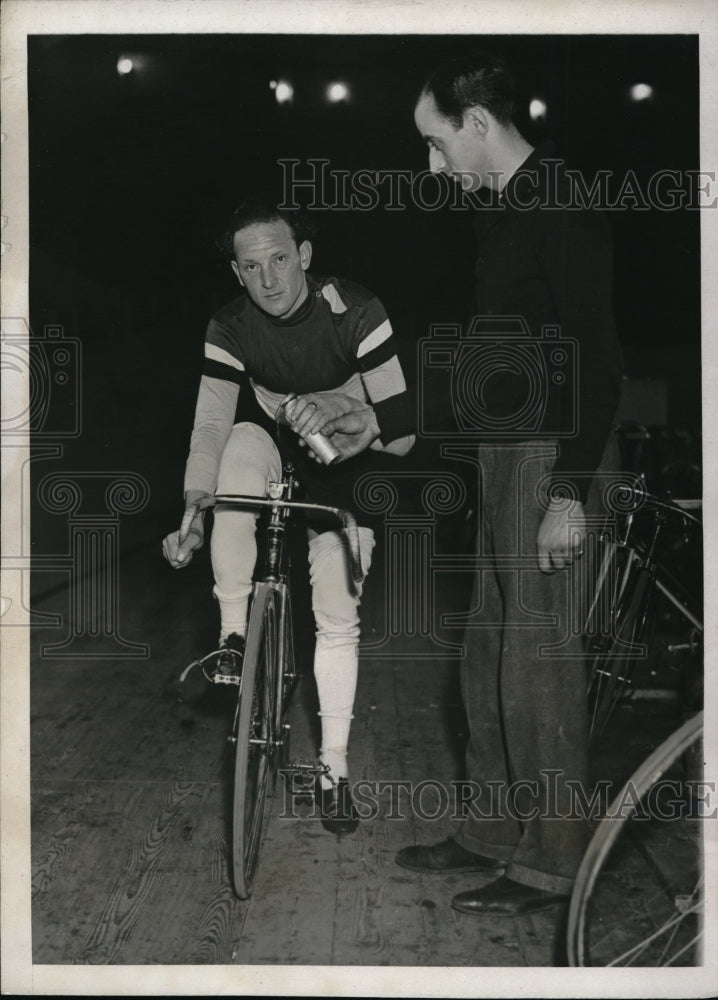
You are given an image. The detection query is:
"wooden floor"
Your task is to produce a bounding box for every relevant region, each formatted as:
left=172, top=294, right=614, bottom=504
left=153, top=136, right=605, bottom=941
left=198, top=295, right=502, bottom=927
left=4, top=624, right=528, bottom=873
left=30, top=539, right=683, bottom=967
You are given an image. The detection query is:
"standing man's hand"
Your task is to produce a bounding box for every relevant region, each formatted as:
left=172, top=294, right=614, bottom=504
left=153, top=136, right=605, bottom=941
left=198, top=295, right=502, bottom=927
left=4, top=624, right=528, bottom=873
left=289, top=392, right=381, bottom=461
left=321, top=407, right=382, bottom=460
left=287, top=392, right=365, bottom=435
left=536, top=498, right=586, bottom=573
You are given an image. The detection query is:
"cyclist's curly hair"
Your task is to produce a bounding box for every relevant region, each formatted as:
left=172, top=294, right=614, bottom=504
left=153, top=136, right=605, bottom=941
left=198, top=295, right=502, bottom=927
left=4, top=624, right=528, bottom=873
left=219, top=198, right=317, bottom=260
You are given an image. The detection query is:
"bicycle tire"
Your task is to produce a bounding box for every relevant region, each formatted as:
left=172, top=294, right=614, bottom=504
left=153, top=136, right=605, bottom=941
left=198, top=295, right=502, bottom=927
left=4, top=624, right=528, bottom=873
left=232, top=583, right=281, bottom=899
left=567, top=710, right=704, bottom=966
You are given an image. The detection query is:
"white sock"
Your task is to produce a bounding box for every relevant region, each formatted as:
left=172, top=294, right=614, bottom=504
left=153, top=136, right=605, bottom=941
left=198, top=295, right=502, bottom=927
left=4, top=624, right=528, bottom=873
left=214, top=588, right=250, bottom=644
left=319, top=718, right=352, bottom=789
left=308, top=527, right=375, bottom=792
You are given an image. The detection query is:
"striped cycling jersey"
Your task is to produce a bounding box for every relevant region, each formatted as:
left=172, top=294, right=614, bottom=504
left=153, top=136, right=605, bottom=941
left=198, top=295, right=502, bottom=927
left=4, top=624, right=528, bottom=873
left=184, top=274, right=413, bottom=497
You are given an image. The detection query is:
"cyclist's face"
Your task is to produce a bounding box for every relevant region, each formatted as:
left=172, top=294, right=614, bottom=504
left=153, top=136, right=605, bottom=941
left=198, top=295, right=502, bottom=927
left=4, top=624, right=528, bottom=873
left=231, top=220, right=312, bottom=319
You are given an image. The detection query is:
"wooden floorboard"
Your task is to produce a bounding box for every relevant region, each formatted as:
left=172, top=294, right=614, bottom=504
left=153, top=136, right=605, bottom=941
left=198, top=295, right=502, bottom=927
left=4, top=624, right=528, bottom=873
left=29, top=544, right=688, bottom=967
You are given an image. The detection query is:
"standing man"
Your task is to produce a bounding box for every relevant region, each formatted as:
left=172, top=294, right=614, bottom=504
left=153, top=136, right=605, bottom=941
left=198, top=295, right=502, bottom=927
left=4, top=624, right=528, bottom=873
left=317, top=51, right=623, bottom=914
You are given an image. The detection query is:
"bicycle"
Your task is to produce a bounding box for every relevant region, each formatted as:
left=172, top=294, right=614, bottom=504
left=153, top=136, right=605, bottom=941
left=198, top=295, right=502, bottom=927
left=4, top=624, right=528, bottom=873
left=566, top=709, right=704, bottom=966
left=584, top=481, right=702, bottom=741
left=567, top=473, right=705, bottom=966
left=182, top=463, right=365, bottom=899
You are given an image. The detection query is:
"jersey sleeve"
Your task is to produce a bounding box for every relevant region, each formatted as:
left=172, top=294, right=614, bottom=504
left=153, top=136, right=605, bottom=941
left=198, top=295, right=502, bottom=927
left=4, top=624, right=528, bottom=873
left=372, top=390, right=416, bottom=444
left=354, top=300, right=415, bottom=455
left=183, top=318, right=245, bottom=497
left=201, top=316, right=249, bottom=385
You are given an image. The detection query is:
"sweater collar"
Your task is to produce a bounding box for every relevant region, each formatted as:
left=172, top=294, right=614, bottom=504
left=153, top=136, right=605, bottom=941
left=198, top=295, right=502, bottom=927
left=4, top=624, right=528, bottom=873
left=500, top=140, right=559, bottom=206
left=251, top=274, right=318, bottom=328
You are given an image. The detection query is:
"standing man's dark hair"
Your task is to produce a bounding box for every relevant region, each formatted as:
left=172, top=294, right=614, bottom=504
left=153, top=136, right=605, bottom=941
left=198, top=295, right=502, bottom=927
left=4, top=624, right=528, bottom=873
left=421, top=50, right=518, bottom=128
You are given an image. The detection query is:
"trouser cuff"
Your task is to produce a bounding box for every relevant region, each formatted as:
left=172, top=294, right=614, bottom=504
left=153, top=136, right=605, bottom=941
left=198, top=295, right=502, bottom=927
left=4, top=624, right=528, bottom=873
left=505, top=862, right=575, bottom=895
left=453, top=828, right=517, bottom=863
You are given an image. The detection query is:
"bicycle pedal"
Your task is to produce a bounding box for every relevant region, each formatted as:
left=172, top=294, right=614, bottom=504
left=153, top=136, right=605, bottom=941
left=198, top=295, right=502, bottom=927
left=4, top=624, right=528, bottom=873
left=203, top=649, right=243, bottom=686
left=283, top=758, right=330, bottom=776
left=208, top=672, right=241, bottom=686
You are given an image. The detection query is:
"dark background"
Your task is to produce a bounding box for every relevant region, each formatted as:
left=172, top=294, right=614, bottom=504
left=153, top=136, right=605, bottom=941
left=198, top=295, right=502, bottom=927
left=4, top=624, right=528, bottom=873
left=28, top=34, right=701, bottom=550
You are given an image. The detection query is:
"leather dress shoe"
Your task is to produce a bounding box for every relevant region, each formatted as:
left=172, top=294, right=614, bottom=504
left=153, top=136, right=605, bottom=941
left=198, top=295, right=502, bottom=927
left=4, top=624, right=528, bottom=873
left=316, top=777, right=359, bottom=835
left=451, top=875, right=570, bottom=916
left=395, top=838, right=506, bottom=875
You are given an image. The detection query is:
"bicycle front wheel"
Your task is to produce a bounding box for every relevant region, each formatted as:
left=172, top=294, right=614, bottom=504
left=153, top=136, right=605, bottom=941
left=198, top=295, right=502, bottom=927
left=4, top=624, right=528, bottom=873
left=567, top=711, right=704, bottom=966
left=232, top=583, right=281, bottom=899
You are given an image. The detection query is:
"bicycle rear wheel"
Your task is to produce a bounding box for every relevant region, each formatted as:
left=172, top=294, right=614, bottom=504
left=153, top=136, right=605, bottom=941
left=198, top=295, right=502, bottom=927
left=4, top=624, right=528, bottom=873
left=232, top=583, right=281, bottom=899
left=567, top=711, right=704, bottom=966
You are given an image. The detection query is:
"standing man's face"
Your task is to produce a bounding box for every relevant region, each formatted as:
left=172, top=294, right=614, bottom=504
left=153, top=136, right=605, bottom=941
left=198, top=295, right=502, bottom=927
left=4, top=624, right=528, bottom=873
left=414, top=92, right=486, bottom=191
left=231, top=219, right=312, bottom=319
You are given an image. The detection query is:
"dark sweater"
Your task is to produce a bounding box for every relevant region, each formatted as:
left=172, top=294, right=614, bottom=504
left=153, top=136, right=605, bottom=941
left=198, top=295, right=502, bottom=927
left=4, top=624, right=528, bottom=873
left=469, top=142, right=623, bottom=501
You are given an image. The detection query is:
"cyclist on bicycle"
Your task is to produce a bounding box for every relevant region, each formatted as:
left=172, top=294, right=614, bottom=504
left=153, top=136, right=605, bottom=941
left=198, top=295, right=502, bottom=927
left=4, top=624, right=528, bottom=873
left=162, top=198, right=414, bottom=834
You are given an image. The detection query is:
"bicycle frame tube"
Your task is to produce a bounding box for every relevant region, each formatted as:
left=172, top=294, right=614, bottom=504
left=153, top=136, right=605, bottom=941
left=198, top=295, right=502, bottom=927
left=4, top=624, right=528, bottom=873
left=585, top=538, right=643, bottom=641
left=264, top=506, right=290, bottom=583
left=587, top=493, right=702, bottom=638
left=274, top=582, right=290, bottom=732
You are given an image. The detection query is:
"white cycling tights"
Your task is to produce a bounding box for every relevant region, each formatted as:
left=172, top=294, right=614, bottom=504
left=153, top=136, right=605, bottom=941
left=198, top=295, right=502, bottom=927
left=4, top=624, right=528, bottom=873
left=210, top=422, right=375, bottom=783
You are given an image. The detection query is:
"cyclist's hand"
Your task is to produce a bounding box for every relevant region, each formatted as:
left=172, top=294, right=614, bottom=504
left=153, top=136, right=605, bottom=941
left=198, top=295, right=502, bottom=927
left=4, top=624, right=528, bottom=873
left=162, top=526, right=203, bottom=568
left=162, top=496, right=207, bottom=568
left=537, top=498, right=586, bottom=573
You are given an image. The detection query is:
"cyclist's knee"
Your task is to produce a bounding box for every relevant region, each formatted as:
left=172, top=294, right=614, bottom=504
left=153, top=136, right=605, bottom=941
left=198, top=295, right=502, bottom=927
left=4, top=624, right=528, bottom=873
left=216, top=421, right=281, bottom=494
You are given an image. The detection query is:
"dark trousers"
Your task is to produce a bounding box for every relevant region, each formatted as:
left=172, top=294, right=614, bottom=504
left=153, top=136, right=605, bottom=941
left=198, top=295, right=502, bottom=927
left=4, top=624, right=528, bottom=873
left=454, top=441, right=612, bottom=893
